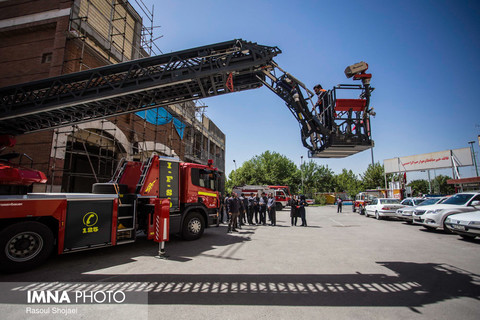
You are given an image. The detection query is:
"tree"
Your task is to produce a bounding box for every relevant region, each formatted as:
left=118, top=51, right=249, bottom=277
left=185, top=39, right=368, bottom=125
left=432, top=175, right=455, bottom=195
left=407, top=179, right=429, bottom=196
left=335, top=169, right=363, bottom=198
left=226, top=151, right=299, bottom=191
left=361, top=162, right=385, bottom=189
left=314, top=164, right=337, bottom=193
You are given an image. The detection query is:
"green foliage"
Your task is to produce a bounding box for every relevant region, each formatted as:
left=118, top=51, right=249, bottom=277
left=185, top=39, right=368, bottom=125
left=226, top=153, right=430, bottom=199
left=432, top=175, right=455, bottom=195
left=313, top=194, right=327, bottom=206
left=335, top=169, right=363, bottom=198
left=226, top=151, right=299, bottom=190
left=361, top=162, right=385, bottom=189
left=407, top=179, right=429, bottom=196
left=299, top=160, right=336, bottom=196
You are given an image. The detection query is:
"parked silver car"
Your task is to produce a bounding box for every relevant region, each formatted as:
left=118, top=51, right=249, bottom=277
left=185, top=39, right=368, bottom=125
left=365, top=198, right=404, bottom=220
left=398, top=197, right=447, bottom=223
left=414, top=193, right=480, bottom=232
left=395, top=198, right=427, bottom=223
left=444, top=210, right=480, bottom=240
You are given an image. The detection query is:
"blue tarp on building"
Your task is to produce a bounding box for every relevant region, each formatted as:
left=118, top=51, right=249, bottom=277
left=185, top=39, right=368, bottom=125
left=136, top=105, right=185, bottom=139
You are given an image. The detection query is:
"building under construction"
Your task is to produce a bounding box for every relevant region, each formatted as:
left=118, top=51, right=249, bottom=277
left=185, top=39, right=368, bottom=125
left=0, top=0, right=226, bottom=193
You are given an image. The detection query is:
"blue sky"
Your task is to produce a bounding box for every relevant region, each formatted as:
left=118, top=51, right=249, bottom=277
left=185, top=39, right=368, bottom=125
left=133, top=0, right=480, bottom=181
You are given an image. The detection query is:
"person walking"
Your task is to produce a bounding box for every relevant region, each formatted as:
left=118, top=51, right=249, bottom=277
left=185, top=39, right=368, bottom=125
left=337, top=197, right=343, bottom=213
left=299, top=195, right=308, bottom=227
left=247, top=193, right=256, bottom=225
left=267, top=193, right=276, bottom=226
left=290, top=196, right=299, bottom=226
left=227, top=193, right=240, bottom=233
left=259, top=192, right=268, bottom=225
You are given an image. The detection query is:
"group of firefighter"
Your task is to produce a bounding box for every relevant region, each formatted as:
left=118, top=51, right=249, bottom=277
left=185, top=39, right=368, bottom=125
left=220, top=193, right=308, bottom=233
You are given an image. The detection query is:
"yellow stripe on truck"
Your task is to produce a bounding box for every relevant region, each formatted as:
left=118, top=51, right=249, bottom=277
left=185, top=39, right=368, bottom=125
left=198, top=191, right=217, bottom=197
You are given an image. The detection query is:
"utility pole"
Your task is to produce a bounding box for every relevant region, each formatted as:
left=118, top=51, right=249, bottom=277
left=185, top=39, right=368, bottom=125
left=301, top=156, right=304, bottom=195
left=468, top=141, right=479, bottom=176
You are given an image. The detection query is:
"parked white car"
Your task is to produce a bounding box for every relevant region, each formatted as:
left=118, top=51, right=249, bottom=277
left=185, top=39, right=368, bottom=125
left=365, top=198, right=404, bottom=220
left=444, top=211, right=480, bottom=240
left=414, top=193, right=480, bottom=232
left=397, top=197, right=447, bottom=223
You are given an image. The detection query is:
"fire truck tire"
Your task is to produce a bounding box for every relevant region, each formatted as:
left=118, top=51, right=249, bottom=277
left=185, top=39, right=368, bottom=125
left=275, top=203, right=283, bottom=211
left=92, top=183, right=128, bottom=194
left=182, top=212, right=205, bottom=241
left=0, top=221, right=54, bottom=273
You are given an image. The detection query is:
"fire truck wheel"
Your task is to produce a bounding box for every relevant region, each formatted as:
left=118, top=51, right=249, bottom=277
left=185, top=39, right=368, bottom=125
left=0, top=221, right=54, bottom=273
left=182, top=212, right=205, bottom=241
left=275, top=203, right=283, bottom=211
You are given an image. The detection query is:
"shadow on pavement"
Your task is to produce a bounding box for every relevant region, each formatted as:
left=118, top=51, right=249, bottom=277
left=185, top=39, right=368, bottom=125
left=0, top=224, right=252, bottom=281
left=1, top=261, right=478, bottom=308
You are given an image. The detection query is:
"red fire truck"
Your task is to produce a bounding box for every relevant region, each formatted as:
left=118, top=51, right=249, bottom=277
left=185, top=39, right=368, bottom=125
left=232, top=185, right=291, bottom=210
left=0, top=152, right=220, bottom=272
left=352, top=189, right=387, bottom=215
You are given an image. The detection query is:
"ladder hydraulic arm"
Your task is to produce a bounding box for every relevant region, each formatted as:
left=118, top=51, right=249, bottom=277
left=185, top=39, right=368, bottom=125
left=258, top=61, right=375, bottom=158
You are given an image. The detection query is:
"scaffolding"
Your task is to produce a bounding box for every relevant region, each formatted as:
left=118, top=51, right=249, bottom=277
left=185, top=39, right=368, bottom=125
left=48, top=0, right=225, bottom=192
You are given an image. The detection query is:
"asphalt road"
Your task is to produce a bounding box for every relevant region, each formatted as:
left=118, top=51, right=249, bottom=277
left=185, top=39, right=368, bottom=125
left=1, top=205, right=479, bottom=319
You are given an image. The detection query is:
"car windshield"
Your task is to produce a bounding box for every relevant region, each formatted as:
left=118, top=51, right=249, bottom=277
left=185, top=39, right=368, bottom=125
left=442, top=194, right=473, bottom=205
left=414, top=199, right=426, bottom=205
left=380, top=199, right=400, bottom=204
left=418, top=198, right=440, bottom=206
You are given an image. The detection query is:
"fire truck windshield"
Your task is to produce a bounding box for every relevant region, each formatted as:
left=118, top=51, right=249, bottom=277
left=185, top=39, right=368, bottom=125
left=191, top=168, right=218, bottom=191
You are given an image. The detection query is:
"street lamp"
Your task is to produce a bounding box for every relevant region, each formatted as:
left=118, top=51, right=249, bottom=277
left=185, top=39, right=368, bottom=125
left=468, top=141, right=479, bottom=176
left=233, top=159, right=237, bottom=171
left=300, top=156, right=304, bottom=195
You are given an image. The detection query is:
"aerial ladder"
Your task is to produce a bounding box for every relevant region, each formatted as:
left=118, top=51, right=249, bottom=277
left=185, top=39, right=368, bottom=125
left=0, top=39, right=374, bottom=158
left=0, top=39, right=375, bottom=272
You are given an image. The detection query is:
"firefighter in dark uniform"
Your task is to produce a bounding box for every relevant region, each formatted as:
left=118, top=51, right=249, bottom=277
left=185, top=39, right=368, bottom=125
left=259, top=192, right=268, bottom=225
left=227, top=193, right=241, bottom=233
left=253, top=193, right=260, bottom=224
left=247, top=193, right=256, bottom=225
left=313, top=84, right=331, bottom=129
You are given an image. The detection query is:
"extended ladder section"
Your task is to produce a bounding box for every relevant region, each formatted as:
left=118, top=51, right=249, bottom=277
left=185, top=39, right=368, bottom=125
left=0, top=39, right=374, bottom=158
left=0, top=39, right=280, bottom=135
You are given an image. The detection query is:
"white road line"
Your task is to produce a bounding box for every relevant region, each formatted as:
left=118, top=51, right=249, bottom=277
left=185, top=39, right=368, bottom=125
left=329, top=218, right=346, bottom=227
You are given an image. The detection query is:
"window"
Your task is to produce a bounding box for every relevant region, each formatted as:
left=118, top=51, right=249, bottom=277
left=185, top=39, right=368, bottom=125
left=382, top=199, right=400, bottom=204
left=443, top=194, right=474, bottom=205
left=191, top=168, right=218, bottom=191
left=41, top=52, right=52, bottom=64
